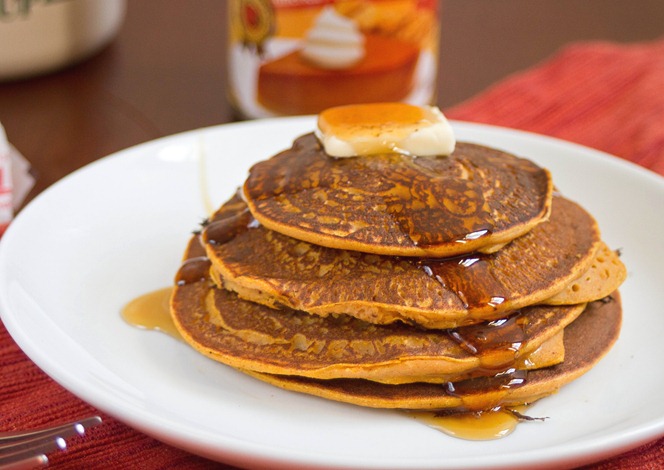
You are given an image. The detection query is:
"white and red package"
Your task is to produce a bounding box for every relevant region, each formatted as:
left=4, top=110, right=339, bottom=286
left=0, top=122, right=34, bottom=236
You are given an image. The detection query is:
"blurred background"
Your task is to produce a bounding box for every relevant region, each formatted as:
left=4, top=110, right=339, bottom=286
left=0, top=0, right=663, bottom=200
left=441, top=0, right=664, bottom=106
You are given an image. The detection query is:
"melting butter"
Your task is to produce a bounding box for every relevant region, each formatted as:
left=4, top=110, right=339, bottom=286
left=317, top=103, right=456, bottom=158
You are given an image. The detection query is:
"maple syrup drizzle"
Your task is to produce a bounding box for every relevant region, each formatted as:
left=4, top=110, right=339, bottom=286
left=203, top=207, right=255, bottom=246
left=121, top=287, right=181, bottom=340
left=123, top=237, right=211, bottom=338
left=417, top=253, right=508, bottom=310
left=175, top=256, right=211, bottom=285
left=201, top=207, right=260, bottom=245
left=407, top=405, right=535, bottom=440
left=448, top=312, right=528, bottom=370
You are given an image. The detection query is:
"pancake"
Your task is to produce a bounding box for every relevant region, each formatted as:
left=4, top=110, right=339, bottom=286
left=242, top=134, right=553, bottom=257
left=544, top=242, right=626, bottom=305
left=171, top=237, right=585, bottom=385
left=242, top=293, right=622, bottom=411
left=204, top=193, right=608, bottom=328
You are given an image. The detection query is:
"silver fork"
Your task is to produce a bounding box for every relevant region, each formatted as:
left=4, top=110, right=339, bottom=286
left=0, top=416, right=102, bottom=470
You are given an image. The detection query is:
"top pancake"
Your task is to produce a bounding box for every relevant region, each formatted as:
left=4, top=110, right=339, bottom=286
left=243, top=134, right=553, bottom=257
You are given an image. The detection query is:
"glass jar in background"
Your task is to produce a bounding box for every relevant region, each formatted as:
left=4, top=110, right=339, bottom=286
left=228, top=0, right=440, bottom=118
left=0, top=0, right=126, bottom=82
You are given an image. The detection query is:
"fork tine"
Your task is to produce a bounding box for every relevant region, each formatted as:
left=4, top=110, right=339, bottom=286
left=0, top=416, right=102, bottom=445
left=0, top=453, right=49, bottom=470
left=0, top=416, right=102, bottom=469
left=0, top=437, right=63, bottom=468
left=0, top=427, right=72, bottom=453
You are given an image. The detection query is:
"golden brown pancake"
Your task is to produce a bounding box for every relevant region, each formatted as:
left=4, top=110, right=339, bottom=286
left=544, top=242, right=626, bottom=305
left=204, top=193, right=606, bottom=328
left=171, top=238, right=586, bottom=385
left=242, top=134, right=553, bottom=257
left=242, top=293, right=622, bottom=411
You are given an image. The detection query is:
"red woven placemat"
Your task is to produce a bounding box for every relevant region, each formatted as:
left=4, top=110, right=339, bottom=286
left=446, top=38, right=664, bottom=176
left=0, top=321, right=227, bottom=469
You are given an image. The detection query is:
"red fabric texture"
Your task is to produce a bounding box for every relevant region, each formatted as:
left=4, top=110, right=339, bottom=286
left=2, top=37, right=664, bottom=468
left=446, top=39, right=664, bottom=176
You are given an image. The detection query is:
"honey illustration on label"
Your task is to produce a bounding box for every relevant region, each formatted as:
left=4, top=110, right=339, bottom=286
left=228, top=0, right=439, bottom=118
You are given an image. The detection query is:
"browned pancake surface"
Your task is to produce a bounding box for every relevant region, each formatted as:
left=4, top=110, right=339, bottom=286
left=243, top=134, right=553, bottom=256
left=205, top=194, right=600, bottom=328
left=545, top=242, right=627, bottom=305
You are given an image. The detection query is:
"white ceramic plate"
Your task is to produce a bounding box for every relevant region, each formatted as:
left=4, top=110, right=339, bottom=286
left=1, top=118, right=663, bottom=469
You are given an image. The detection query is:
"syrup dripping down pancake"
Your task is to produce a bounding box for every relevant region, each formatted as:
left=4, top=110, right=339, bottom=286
left=243, top=134, right=553, bottom=257
left=203, top=193, right=625, bottom=329
left=171, top=237, right=585, bottom=385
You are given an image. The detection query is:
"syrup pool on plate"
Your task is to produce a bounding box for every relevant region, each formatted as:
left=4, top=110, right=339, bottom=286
left=407, top=405, right=538, bottom=441
left=121, top=287, right=181, bottom=340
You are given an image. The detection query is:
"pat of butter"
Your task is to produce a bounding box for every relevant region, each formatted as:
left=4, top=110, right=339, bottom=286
left=317, top=103, right=456, bottom=158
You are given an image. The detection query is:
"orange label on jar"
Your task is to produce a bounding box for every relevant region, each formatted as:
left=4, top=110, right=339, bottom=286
left=228, top=0, right=440, bottom=118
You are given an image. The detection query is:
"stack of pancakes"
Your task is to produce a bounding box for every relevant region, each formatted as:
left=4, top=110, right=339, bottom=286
left=171, top=132, right=625, bottom=414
